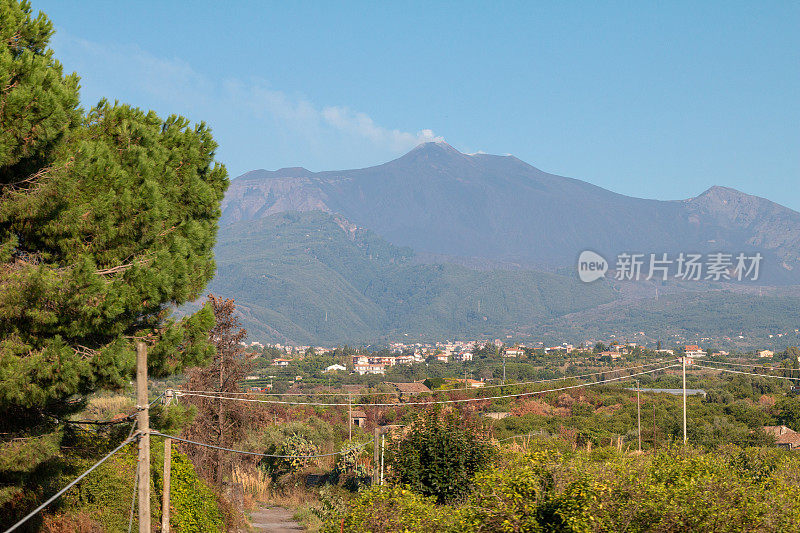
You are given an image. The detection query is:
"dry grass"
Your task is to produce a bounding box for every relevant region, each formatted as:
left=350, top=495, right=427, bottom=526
left=231, top=464, right=322, bottom=510
left=231, top=464, right=272, bottom=500
left=80, top=394, right=135, bottom=421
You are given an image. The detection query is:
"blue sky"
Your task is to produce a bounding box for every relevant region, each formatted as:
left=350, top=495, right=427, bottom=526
left=36, top=1, right=799, bottom=210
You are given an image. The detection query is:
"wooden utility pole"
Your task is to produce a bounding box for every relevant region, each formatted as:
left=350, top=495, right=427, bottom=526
left=136, top=341, right=150, bottom=533
left=348, top=395, right=352, bottom=442
left=161, top=437, right=172, bottom=533
left=380, top=434, right=385, bottom=485
left=217, top=347, right=225, bottom=486
left=637, top=380, right=641, bottom=452
left=682, top=357, right=687, bottom=445
left=373, top=427, right=381, bottom=485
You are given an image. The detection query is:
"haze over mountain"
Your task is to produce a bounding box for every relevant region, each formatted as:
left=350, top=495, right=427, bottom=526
left=201, top=142, right=800, bottom=346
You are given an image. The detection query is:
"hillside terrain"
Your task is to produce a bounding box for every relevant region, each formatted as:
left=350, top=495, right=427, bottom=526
left=204, top=142, right=800, bottom=345
left=202, top=211, right=616, bottom=344
left=222, top=142, right=800, bottom=281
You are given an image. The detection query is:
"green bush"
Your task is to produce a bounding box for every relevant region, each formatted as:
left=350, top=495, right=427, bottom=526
left=388, top=410, right=495, bottom=503
left=320, top=485, right=459, bottom=533
left=465, top=441, right=800, bottom=532
left=168, top=450, right=225, bottom=533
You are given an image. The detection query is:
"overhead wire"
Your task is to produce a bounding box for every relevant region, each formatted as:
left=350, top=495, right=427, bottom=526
left=695, top=359, right=799, bottom=372
left=693, top=364, right=800, bottom=381
left=3, top=434, right=139, bottom=533
left=178, top=364, right=679, bottom=407
left=152, top=431, right=374, bottom=459
left=181, top=359, right=678, bottom=398
left=63, top=392, right=166, bottom=426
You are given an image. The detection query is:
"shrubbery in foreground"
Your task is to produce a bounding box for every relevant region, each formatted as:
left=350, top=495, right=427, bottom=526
left=325, top=441, right=800, bottom=532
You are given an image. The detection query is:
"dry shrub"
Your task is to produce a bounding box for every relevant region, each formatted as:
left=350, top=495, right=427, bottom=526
left=596, top=402, right=623, bottom=415
left=511, top=398, right=551, bottom=417
left=556, top=393, right=576, bottom=407
left=759, top=394, right=776, bottom=407
left=42, top=512, right=102, bottom=533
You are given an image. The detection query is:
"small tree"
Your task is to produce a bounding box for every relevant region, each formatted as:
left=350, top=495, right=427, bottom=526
left=182, top=295, right=252, bottom=485
left=388, top=409, right=494, bottom=503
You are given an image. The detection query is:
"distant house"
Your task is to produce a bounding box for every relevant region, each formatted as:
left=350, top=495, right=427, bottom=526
left=600, top=351, right=623, bottom=359
left=758, top=350, right=775, bottom=358
left=453, top=351, right=473, bottom=362
left=504, top=348, right=524, bottom=358
left=324, top=364, right=347, bottom=373
left=482, top=412, right=510, bottom=420
left=777, top=433, right=800, bottom=450
left=684, top=345, right=705, bottom=358
left=763, top=426, right=800, bottom=450
left=435, top=354, right=449, bottom=363
left=354, top=363, right=385, bottom=375
left=387, top=382, right=431, bottom=398
left=271, top=358, right=291, bottom=367
left=457, top=378, right=485, bottom=388
left=350, top=410, right=367, bottom=428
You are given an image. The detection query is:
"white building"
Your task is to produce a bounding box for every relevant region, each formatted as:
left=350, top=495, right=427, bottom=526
left=354, top=363, right=386, bottom=375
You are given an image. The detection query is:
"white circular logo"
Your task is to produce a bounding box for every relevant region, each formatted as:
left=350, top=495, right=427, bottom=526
left=578, top=251, right=608, bottom=282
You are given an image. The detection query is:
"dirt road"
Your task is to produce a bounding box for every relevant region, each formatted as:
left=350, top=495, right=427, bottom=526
left=248, top=505, right=304, bottom=532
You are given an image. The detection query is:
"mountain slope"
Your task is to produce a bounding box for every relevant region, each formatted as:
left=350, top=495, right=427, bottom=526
left=221, top=142, right=800, bottom=280
left=204, top=211, right=617, bottom=344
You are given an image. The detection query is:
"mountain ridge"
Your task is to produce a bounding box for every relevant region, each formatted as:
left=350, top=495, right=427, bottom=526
left=220, top=142, right=800, bottom=281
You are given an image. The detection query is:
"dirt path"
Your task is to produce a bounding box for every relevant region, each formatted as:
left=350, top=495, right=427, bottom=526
left=248, top=504, right=304, bottom=532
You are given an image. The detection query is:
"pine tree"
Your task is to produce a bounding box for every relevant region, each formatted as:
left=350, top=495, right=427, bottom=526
left=0, top=0, right=228, bottom=427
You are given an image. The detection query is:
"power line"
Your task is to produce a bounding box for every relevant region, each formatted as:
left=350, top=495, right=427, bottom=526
left=693, top=364, right=800, bottom=381
left=62, top=392, right=166, bottom=426
left=151, top=431, right=374, bottom=459
left=695, top=359, right=799, bottom=372
left=181, top=359, right=677, bottom=398
left=179, top=365, right=679, bottom=407
left=3, top=435, right=138, bottom=533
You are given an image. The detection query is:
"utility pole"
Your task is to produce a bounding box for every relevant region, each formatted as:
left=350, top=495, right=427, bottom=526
left=380, top=434, right=385, bottom=486
left=682, top=357, right=687, bottom=445
left=348, top=395, right=352, bottom=442
left=502, top=353, right=506, bottom=385
left=217, top=343, right=225, bottom=486
left=637, top=380, right=641, bottom=452
left=161, top=437, right=171, bottom=533
left=373, top=427, right=381, bottom=485
left=136, top=341, right=150, bottom=533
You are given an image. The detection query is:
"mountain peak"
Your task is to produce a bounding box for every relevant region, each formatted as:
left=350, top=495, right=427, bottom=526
left=410, top=140, right=461, bottom=154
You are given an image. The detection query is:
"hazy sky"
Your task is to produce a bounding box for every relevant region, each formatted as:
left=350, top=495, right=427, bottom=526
left=36, top=1, right=799, bottom=210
